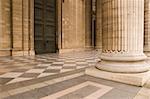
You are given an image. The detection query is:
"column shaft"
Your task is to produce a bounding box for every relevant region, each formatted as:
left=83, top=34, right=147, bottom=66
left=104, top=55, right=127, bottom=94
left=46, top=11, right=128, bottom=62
left=57, top=0, right=62, bottom=50
left=96, top=0, right=102, bottom=50
left=85, top=0, right=92, bottom=49
left=23, top=0, right=29, bottom=55
left=29, top=0, right=35, bottom=56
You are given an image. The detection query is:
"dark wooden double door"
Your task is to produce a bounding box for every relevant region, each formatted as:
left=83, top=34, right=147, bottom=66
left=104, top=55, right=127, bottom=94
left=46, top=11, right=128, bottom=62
left=34, top=0, right=56, bottom=54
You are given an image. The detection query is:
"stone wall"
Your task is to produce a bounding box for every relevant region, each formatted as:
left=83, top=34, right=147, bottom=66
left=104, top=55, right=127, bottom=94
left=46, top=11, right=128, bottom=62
left=0, top=0, right=34, bottom=56
left=59, top=0, right=92, bottom=53
left=11, top=0, right=34, bottom=56
left=0, top=0, right=11, bottom=56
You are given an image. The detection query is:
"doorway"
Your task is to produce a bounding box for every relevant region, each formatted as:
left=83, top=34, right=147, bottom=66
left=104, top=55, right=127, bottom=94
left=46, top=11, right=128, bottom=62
left=34, top=0, right=57, bottom=54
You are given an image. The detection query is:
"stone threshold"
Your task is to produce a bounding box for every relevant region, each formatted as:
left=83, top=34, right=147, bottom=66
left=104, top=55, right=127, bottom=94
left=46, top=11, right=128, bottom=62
left=85, top=67, right=150, bottom=87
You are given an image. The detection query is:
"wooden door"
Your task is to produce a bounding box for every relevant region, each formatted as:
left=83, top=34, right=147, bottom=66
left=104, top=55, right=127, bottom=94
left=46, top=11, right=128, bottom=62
left=34, top=0, right=56, bottom=54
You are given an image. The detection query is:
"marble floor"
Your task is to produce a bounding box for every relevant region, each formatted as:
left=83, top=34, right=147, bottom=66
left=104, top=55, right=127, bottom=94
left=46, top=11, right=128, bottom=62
left=0, top=51, right=99, bottom=85
left=0, top=51, right=150, bottom=99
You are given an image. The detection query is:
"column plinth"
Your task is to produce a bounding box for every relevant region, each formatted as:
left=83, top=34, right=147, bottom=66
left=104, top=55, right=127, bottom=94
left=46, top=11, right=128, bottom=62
left=97, top=53, right=149, bottom=73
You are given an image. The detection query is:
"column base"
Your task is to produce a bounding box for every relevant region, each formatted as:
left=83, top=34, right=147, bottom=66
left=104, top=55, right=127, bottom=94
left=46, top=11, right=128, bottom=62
left=96, top=60, right=150, bottom=73
left=85, top=67, right=150, bottom=86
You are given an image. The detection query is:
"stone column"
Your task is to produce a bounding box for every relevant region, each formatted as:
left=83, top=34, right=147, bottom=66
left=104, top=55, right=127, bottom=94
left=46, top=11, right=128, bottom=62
left=0, top=0, right=11, bottom=56
left=85, top=0, right=92, bottom=49
left=95, top=0, right=102, bottom=51
left=57, top=0, right=62, bottom=50
left=144, top=0, right=150, bottom=56
left=96, top=0, right=149, bottom=73
left=22, top=0, right=29, bottom=56
left=28, top=0, right=35, bottom=56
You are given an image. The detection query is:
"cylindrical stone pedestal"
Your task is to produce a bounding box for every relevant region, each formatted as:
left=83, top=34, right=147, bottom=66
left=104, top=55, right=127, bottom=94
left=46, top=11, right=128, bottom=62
left=96, top=0, right=149, bottom=73
left=144, top=0, right=150, bottom=56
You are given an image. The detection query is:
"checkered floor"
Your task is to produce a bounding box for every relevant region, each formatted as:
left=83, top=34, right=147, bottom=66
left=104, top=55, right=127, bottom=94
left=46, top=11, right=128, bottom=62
left=0, top=51, right=100, bottom=85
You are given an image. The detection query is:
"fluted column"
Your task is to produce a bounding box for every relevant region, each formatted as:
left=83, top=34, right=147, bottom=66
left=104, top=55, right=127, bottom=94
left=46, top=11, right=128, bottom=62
left=95, top=0, right=102, bottom=50
left=23, top=0, right=30, bottom=55
left=0, top=0, right=11, bottom=56
left=29, top=0, right=35, bottom=56
left=57, top=0, right=62, bottom=50
left=96, top=0, right=149, bottom=73
left=144, top=0, right=150, bottom=56
left=85, top=0, right=92, bottom=49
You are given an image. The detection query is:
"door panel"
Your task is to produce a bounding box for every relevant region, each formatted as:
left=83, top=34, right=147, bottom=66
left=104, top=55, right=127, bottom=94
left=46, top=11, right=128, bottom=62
left=34, top=0, right=56, bottom=54
left=44, top=0, right=56, bottom=53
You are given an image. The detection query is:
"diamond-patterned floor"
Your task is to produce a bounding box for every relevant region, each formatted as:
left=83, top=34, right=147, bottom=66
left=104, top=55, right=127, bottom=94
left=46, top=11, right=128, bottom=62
left=0, top=51, right=100, bottom=85
left=1, top=75, right=143, bottom=99
left=1, top=51, right=150, bottom=99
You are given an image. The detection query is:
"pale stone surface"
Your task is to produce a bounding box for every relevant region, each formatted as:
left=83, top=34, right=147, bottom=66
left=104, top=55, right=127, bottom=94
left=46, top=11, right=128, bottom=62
left=134, top=87, right=150, bottom=99
left=60, top=0, right=92, bottom=53
left=145, top=78, right=150, bottom=88
left=86, top=67, right=150, bottom=86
